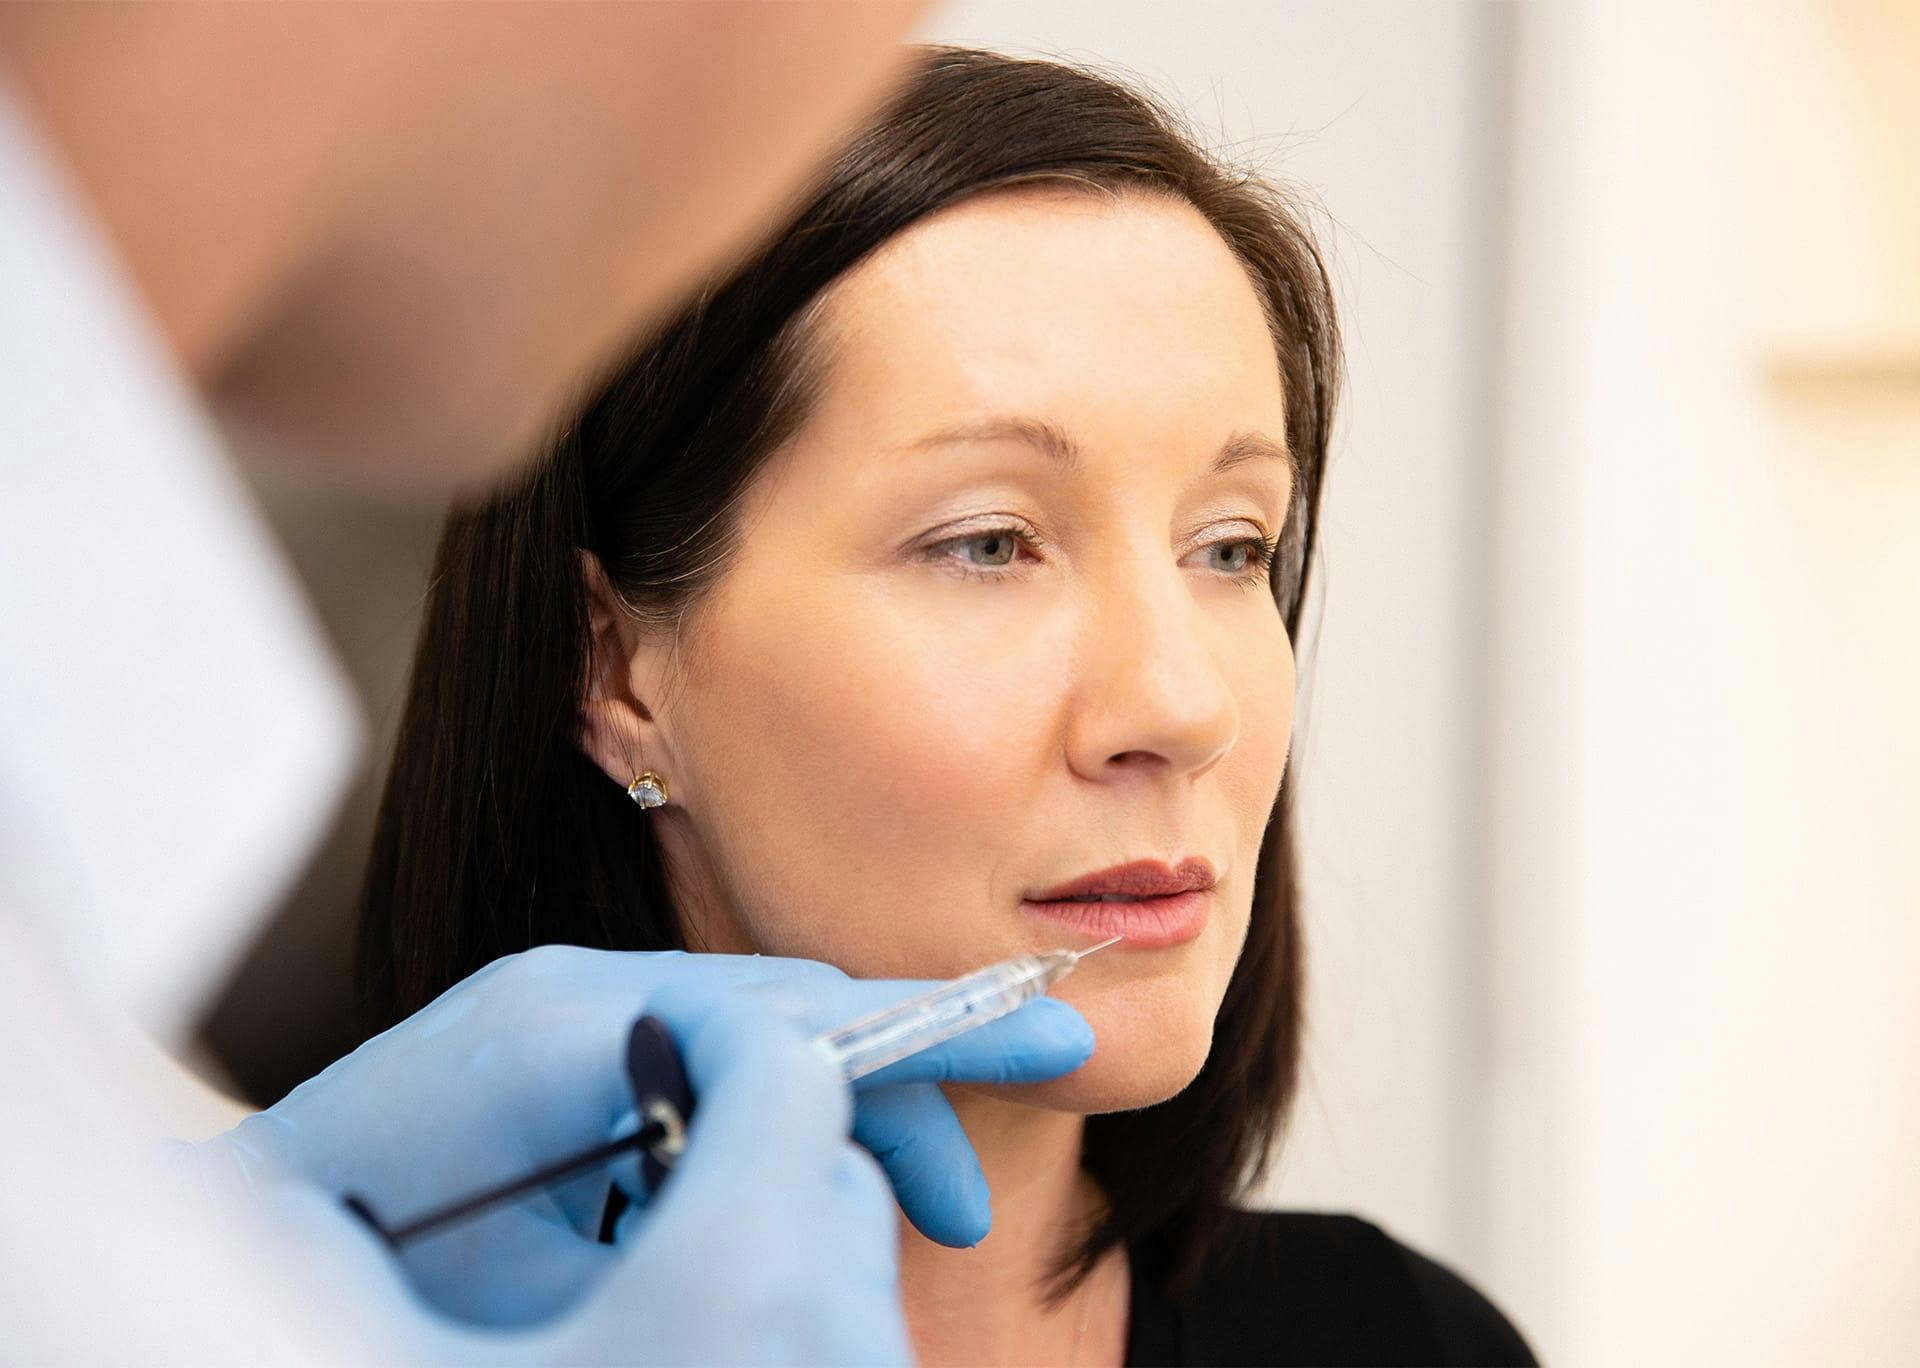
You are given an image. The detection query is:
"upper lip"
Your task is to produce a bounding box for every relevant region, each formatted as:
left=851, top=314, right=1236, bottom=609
left=1025, top=857, right=1217, bottom=902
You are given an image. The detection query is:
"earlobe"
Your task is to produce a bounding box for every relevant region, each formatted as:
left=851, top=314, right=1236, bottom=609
left=577, top=693, right=643, bottom=786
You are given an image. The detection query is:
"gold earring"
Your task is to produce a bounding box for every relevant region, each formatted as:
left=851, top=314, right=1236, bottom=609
left=626, top=770, right=669, bottom=809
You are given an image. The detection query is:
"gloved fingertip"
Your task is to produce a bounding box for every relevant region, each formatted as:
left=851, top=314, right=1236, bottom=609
left=952, top=1162, right=995, bottom=1247
left=950, top=1170, right=991, bottom=1248
left=917, top=1189, right=990, bottom=1249
left=965, top=1192, right=993, bottom=1249
left=891, top=1147, right=993, bottom=1248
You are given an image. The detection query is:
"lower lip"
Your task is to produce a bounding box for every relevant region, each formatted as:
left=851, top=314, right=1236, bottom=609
left=1020, top=889, right=1212, bottom=948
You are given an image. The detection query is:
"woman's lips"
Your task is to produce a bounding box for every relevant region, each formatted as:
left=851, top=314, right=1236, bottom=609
left=1021, top=888, right=1211, bottom=948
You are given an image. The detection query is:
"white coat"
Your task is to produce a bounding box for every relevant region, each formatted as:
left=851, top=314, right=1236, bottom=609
left=0, top=80, right=374, bottom=1359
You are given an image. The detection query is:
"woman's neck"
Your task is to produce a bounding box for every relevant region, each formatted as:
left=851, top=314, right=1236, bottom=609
left=897, top=1086, right=1128, bottom=1367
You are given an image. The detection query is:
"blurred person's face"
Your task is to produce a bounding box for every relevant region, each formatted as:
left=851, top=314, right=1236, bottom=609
left=588, top=188, right=1297, bottom=1113
left=2, top=2, right=926, bottom=490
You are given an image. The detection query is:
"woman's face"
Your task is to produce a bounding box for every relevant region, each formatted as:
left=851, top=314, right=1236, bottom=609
left=604, top=186, right=1296, bottom=1113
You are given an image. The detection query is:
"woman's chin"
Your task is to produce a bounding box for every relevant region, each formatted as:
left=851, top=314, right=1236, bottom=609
left=950, top=988, right=1218, bottom=1115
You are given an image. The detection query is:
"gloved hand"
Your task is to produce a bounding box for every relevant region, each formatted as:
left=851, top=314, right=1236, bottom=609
left=186, top=946, right=1094, bottom=1338
left=203, top=987, right=920, bottom=1364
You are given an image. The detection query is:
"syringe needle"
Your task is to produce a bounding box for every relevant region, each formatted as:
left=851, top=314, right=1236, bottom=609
left=1069, top=934, right=1124, bottom=962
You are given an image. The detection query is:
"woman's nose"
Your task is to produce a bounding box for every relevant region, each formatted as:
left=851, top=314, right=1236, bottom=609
left=1060, top=561, right=1240, bottom=785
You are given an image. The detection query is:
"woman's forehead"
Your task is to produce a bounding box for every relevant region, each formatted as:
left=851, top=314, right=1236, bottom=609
left=802, top=186, right=1288, bottom=456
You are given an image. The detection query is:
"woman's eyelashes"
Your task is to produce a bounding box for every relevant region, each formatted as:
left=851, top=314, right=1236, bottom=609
left=920, top=519, right=1281, bottom=587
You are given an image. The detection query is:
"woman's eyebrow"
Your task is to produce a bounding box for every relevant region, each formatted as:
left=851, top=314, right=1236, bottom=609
left=904, top=416, right=1296, bottom=483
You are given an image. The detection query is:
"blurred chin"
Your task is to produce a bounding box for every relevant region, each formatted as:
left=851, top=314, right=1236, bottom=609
left=205, top=267, right=585, bottom=499
left=211, top=363, right=541, bottom=501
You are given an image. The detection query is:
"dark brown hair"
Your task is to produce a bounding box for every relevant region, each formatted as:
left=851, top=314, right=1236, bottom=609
left=359, top=44, right=1340, bottom=1305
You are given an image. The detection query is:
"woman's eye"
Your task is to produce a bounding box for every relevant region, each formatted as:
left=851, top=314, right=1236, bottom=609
left=1210, top=542, right=1254, bottom=573
left=957, top=531, right=1019, bottom=568
left=1198, top=534, right=1274, bottom=576
left=1196, top=535, right=1280, bottom=583
left=923, top=526, right=1036, bottom=577
left=924, top=526, right=1277, bottom=582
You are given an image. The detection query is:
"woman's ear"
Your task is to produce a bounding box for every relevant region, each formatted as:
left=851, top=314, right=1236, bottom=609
left=576, top=550, right=669, bottom=795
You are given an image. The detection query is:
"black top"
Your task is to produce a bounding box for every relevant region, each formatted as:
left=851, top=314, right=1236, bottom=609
left=1125, top=1209, right=1538, bottom=1366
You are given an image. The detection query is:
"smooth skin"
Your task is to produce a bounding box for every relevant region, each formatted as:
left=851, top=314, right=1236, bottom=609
left=581, top=183, right=1300, bottom=1367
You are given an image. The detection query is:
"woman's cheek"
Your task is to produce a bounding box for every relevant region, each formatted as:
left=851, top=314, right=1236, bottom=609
left=686, top=590, right=1043, bottom=968
left=833, top=590, right=1062, bottom=787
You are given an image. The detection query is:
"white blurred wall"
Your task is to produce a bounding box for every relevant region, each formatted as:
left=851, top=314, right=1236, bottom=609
left=1490, top=2, right=1920, bottom=1362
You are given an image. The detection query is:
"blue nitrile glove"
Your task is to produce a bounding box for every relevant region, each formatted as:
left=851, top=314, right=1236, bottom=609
left=189, top=946, right=1094, bottom=1332
left=199, top=990, right=918, bottom=1364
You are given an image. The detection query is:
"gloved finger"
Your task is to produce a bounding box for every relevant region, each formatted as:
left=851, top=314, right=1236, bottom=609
left=572, top=997, right=870, bottom=1358
left=400, top=1203, right=620, bottom=1328
left=808, top=1145, right=916, bottom=1367
left=825, top=1142, right=903, bottom=1294
left=851, top=1082, right=991, bottom=1248
left=590, top=1138, right=908, bottom=1367
left=845, top=994, right=1095, bottom=1088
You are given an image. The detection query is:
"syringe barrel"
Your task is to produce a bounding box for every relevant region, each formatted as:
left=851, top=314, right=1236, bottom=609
left=817, top=951, right=1071, bottom=1083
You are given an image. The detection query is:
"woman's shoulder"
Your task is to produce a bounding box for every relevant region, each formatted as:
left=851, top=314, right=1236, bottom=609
left=1128, top=1207, right=1538, bottom=1367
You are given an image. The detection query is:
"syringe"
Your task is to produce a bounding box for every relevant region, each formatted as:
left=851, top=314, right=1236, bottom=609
left=814, top=935, right=1121, bottom=1081
left=343, top=938, right=1120, bottom=1250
